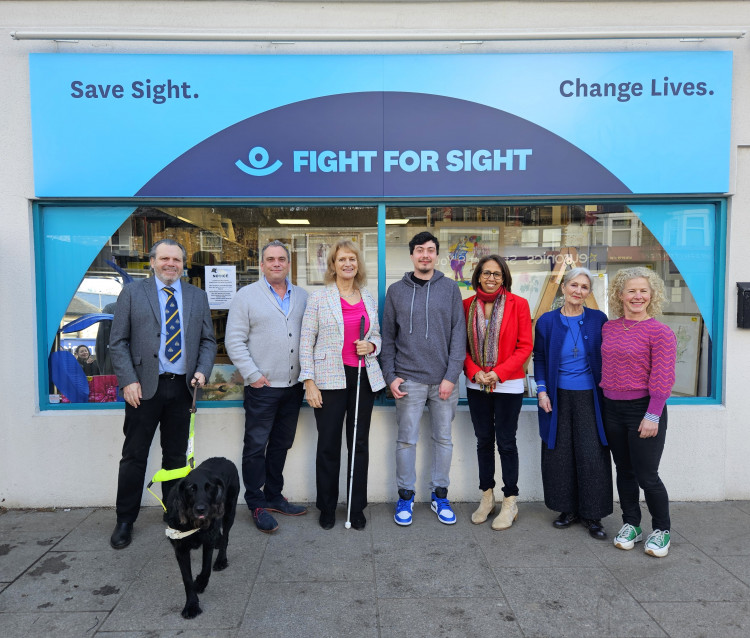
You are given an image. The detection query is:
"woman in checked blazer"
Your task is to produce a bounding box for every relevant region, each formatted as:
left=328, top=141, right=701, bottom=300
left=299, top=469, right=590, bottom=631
left=299, top=240, right=385, bottom=531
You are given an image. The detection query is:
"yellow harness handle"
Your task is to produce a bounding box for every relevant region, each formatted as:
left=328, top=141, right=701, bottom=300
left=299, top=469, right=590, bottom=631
left=147, top=384, right=199, bottom=511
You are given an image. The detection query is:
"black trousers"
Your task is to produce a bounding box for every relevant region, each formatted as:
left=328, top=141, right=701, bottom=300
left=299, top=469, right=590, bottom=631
left=466, top=389, right=523, bottom=497
left=241, top=383, right=304, bottom=510
left=115, top=375, right=192, bottom=523
left=541, top=389, right=613, bottom=520
left=314, top=365, right=375, bottom=514
left=603, top=396, right=670, bottom=531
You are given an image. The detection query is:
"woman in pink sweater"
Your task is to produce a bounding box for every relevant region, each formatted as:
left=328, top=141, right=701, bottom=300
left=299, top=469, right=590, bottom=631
left=600, top=267, right=676, bottom=558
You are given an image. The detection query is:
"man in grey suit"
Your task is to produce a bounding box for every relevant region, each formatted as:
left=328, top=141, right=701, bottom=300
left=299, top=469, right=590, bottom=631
left=109, top=239, right=217, bottom=549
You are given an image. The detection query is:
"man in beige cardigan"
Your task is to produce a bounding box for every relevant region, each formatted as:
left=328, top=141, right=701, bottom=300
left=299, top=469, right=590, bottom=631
left=225, top=240, right=308, bottom=533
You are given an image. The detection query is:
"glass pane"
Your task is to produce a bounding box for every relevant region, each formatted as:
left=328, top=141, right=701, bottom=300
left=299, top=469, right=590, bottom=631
left=385, top=203, right=715, bottom=400
left=46, top=204, right=377, bottom=404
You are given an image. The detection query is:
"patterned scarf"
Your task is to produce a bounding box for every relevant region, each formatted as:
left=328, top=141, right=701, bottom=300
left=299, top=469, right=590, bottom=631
left=467, top=288, right=506, bottom=392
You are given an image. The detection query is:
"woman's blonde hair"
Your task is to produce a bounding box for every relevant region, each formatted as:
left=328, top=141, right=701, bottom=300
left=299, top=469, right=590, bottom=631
left=608, top=267, right=667, bottom=317
left=324, top=240, right=367, bottom=287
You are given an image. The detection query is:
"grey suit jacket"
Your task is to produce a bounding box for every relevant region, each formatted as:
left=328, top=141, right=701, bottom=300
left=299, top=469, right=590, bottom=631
left=109, top=276, right=217, bottom=401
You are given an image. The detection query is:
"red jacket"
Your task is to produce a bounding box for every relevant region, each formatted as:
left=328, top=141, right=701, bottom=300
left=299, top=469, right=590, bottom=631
left=463, top=292, right=533, bottom=383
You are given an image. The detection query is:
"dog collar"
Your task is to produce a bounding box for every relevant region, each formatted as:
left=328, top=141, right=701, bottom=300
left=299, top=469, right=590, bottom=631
left=165, top=526, right=200, bottom=540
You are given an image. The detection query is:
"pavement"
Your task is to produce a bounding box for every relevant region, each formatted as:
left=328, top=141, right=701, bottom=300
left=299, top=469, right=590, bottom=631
left=2, top=501, right=750, bottom=637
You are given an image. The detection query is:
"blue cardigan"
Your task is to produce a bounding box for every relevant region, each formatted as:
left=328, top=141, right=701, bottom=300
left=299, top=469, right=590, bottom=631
left=533, top=308, right=608, bottom=449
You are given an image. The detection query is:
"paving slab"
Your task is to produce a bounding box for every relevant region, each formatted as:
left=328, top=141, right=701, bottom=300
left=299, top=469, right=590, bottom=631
left=0, top=549, right=153, bottom=613
left=670, top=501, right=750, bottom=556
left=373, top=534, right=499, bottom=599
left=378, top=596, right=524, bottom=638
left=471, top=502, right=610, bottom=568
left=0, top=534, right=68, bottom=581
left=254, top=504, right=374, bottom=583
left=713, top=555, right=750, bottom=588
left=0, top=611, right=104, bottom=638
left=0, top=509, right=94, bottom=535
left=239, top=580, right=378, bottom=638
left=642, top=601, right=750, bottom=638
left=496, top=566, right=667, bottom=638
left=598, top=541, right=750, bottom=603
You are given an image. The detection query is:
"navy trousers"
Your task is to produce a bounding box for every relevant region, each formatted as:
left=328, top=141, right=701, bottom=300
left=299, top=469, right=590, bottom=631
left=241, top=383, right=304, bottom=510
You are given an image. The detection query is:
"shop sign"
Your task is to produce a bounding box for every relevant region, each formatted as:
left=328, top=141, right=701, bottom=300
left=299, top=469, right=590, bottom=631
left=29, top=52, right=732, bottom=198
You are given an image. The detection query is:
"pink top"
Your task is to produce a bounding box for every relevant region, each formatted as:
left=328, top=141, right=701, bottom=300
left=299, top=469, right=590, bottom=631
left=341, top=298, right=370, bottom=367
left=600, top=317, right=677, bottom=418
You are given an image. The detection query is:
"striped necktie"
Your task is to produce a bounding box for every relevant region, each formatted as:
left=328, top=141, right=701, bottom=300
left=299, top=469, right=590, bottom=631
left=164, top=286, right=182, bottom=362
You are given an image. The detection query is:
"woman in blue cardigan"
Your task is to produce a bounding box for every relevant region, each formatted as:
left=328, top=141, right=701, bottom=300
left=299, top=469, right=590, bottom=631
left=533, top=267, right=612, bottom=540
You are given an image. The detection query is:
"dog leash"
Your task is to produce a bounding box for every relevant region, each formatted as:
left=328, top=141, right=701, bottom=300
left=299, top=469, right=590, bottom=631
left=146, top=384, right=199, bottom=512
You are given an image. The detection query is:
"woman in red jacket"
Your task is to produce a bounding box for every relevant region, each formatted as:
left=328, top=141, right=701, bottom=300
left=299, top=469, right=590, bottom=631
left=464, top=255, right=533, bottom=530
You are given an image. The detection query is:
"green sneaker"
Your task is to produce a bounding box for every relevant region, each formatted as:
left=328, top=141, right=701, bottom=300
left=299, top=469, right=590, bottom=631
left=645, top=529, right=671, bottom=557
left=613, top=523, right=643, bottom=550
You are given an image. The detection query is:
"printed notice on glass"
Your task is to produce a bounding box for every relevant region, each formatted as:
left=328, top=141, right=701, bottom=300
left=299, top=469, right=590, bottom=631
left=205, top=265, right=236, bottom=309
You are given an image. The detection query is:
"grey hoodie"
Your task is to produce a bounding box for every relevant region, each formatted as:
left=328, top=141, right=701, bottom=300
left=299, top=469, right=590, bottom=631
left=380, top=269, right=467, bottom=386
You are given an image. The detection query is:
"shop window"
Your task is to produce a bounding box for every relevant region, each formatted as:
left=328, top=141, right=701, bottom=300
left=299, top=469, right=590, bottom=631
left=39, top=201, right=719, bottom=408
left=42, top=205, right=377, bottom=405
left=385, top=203, right=718, bottom=401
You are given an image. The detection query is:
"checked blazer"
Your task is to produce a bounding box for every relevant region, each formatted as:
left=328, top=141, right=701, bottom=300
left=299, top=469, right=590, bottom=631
left=299, top=286, right=385, bottom=392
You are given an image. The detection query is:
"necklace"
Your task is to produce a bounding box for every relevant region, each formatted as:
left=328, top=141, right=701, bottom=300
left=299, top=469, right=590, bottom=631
left=621, top=316, right=646, bottom=331
left=561, top=309, right=583, bottom=357
left=338, top=288, right=359, bottom=299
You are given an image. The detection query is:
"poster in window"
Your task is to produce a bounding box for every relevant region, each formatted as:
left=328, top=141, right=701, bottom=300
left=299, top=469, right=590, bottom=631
left=661, top=313, right=702, bottom=396
left=435, top=224, right=500, bottom=296
left=200, top=231, right=223, bottom=253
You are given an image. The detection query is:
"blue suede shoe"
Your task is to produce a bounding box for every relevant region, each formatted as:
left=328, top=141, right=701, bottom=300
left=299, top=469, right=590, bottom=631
left=266, top=497, right=307, bottom=516
left=252, top=507, right=279, bottom=533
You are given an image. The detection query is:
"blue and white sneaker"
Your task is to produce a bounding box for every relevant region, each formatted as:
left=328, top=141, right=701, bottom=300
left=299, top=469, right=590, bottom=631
left=394, top=489, right=415, bottom=526
left=431, top=487, right=457, bottom=525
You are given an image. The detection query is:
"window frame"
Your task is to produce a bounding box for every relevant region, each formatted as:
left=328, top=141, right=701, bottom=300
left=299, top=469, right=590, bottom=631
left=34, top=198, right=726, bottom=411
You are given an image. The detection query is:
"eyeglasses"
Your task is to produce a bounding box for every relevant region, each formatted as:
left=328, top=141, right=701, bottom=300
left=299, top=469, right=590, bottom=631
left=481, top=270, right=503, bottom=280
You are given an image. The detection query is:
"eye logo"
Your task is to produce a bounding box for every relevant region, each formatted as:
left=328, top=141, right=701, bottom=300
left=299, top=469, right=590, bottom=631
left=235, top=146, right=283, bottom=176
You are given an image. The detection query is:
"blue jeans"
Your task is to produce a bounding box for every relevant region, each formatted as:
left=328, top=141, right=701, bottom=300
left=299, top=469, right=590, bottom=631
left=467, top=389, right=523, bottom=497
left=603, top=396, right=670, bottom=531
left=395, top=379, right=458, bottom=493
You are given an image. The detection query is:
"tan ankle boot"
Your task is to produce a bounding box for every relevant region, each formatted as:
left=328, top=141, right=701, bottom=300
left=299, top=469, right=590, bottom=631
left=471, top=489, right=496, bottom=524
left=491, top=495, right=518, bottom=530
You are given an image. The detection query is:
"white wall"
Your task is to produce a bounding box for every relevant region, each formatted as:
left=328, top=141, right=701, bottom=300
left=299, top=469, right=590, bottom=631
left=1, top=1, right=749, bottom=508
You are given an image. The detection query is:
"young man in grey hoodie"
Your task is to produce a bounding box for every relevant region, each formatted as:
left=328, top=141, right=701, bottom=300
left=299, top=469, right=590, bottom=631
left=381, top=231, right=467, bottom=526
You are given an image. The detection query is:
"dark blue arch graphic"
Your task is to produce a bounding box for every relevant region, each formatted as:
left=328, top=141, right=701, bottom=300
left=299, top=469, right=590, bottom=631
left=137, top=92, right=631, bottom=198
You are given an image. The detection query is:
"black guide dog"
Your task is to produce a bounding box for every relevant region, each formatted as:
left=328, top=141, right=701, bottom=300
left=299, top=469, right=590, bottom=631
left=164, top=457, right=239, bottom=619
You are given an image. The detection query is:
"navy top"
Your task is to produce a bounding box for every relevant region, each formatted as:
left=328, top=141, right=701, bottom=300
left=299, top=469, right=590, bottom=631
left=533, top=307, right=608, bottom=449
left=557, top=311, right=595, bottom=390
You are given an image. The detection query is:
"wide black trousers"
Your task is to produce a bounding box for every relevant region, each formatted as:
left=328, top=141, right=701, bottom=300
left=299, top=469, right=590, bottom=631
left=541, top=389, right=613, bottom=520
left=314, top=365, right=375, bottom=515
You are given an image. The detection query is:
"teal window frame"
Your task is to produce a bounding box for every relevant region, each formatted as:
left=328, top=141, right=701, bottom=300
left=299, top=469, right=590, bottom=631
left=34, top=198, right=725, bottom=411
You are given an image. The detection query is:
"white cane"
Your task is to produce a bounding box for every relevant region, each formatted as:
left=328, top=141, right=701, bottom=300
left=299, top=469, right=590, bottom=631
left=345, top=315, right=366, bottom=530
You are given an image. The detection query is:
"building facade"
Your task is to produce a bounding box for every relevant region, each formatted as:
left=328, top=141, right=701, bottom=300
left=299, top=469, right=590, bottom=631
left=1, top=1, right=748, bottom=507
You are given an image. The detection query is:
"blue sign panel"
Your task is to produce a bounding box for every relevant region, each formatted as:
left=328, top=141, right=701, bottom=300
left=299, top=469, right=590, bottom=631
left=29, top=52, right=732, bottom=198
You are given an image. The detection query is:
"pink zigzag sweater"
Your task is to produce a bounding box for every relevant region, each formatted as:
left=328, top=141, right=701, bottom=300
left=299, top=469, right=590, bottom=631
left=600, top=317, right=677, bottom=420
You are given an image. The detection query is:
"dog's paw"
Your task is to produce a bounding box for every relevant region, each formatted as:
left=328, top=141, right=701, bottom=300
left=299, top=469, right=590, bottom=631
left=194, top=574, right=209, bottom=593
left=181, top=601, right=202, bottom=619
left=213, top=557, right=228, bottom=571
